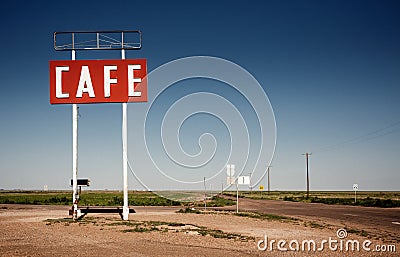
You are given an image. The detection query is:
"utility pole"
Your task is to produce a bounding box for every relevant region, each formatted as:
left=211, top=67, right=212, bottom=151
left=203, top=176, right=207, bottom=211
left=249, top=172, right=253, bottom=195
left=236, top=181, right=239, bottom=213
left=302, top=153, right=312, bottom=198
left=267, top=166, right=272, bottom=194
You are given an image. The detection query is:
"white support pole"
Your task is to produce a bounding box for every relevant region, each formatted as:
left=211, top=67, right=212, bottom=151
left=121, top=49, right=129, bottom=220
left=122, top=102, right=128, bottom=220
left=71, top=50, right=79, bottom=220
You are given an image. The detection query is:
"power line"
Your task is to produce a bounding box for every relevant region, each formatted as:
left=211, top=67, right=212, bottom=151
left=315, top=120, right=400, bottom=153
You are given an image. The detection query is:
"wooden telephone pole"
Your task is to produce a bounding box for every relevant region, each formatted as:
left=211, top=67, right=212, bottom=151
left=267, top=165, right=272, bottom=194
left=302, top=153, right=312, bottom=198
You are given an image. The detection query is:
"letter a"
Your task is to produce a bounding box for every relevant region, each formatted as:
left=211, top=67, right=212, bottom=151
left=76, top=66, right=95, bottom=98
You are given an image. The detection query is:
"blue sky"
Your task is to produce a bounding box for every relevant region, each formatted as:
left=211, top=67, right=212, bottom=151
left=0, top=0, right=399, bottom=191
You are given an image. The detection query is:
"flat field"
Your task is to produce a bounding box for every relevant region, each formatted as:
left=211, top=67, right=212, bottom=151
left=224, top=191, right=400, bottom=208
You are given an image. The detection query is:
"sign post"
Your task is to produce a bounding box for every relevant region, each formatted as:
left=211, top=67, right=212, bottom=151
left=353, top=183, right=359, bottom=203
left=121, top=47, right=129, bottom=220
left=226, top=164, right=235, bottom=185
left=259, top=185, right=264, bottom=196
left=51, top=31, right=146, bottom=220
left=237, top=175, right=250, bottom=213
left=226, top=164, right=239, bottom=213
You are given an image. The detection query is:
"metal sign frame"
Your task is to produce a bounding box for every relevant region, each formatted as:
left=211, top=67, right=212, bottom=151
left=54, top=30, right=142, bottom=51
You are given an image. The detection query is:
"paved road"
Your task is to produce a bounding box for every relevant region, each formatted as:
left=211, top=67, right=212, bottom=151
left=216, top=198, right=400, bottom=241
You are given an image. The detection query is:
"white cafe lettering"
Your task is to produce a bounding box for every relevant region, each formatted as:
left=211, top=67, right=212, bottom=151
left=55, top=64, right=142, bottom=98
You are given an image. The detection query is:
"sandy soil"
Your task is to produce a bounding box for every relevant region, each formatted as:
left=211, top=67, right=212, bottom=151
left=0, top=204, right=397, bottom=256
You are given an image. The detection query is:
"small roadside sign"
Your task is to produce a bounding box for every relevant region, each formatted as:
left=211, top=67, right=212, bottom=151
left=353, top=184, right=359, bottom=191
left=226, top=176, right=235, bottom=185
left=238, top=176, right=250, bottom=185
left=226, top=164, right=235, bottom=176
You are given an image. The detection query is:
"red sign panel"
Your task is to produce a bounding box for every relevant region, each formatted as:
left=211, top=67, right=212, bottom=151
left=50, top=59, right=147, bottom=104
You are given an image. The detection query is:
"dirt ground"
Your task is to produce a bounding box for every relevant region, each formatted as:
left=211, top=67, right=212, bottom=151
left=0, top=204, right=398, bottom=256
left=222, top=197, right=400, bottom=242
